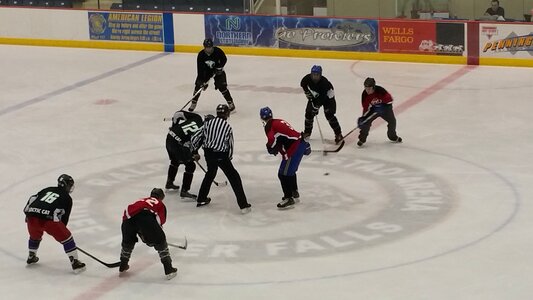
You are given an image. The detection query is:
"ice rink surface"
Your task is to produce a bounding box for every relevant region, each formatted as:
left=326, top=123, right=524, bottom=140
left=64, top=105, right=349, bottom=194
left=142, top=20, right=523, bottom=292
left=1, top=45, right=532, bottom=299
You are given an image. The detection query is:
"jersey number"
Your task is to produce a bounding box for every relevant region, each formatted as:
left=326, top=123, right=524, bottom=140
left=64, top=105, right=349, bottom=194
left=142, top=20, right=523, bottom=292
left=40, top=191, right=60, bottom=204
left=145, top=198, right=160, bottom=207
left=182, top=122, right=200, bottom=135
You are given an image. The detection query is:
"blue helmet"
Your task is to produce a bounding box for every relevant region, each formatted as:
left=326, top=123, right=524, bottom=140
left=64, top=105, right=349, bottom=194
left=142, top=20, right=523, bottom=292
left=311, top=65, right=322, bottom=75
left=259, top=107, right=273, bottom=120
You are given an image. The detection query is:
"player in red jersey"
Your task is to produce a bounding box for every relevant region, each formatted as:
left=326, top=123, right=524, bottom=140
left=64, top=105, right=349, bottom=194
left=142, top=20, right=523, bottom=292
left=23, top=174, right=86, bottom=274
left=357, top=77, right=402, bottom=147
left=119, top=188, right=178, bottom=280
left=260, top=107, right=311, bottom=209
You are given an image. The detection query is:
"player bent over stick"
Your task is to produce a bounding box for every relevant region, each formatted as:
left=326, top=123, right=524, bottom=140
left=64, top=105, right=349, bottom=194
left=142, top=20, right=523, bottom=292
left=119, top=188, right=178, bottom=280
left=260, top=107, right=311, bottom=210
left=357, top=77, right=402, bottom=147
left=165, top=110, right=203, bottom=200
left=23, top=174, right=86, bottom=273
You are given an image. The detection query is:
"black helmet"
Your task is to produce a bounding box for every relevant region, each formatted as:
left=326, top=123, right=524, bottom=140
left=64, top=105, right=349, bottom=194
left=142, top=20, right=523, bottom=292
left=203, top=38, right=214, bottom=47
left=364, top=77, right=376, bottom=87
left=150, top=188, right=165, bottom=200
left=216, top=104, right=230, bottom=119
left=57, top=174, right=75, bottom=193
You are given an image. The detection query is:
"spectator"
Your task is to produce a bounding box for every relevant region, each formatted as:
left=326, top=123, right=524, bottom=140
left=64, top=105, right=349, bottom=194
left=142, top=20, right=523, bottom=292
left=484, top=0, right=505, bottom=18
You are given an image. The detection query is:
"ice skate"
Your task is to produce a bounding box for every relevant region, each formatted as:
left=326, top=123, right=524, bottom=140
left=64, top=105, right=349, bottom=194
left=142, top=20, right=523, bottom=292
left=180, top=190, right=197, bottom=201
left=196, top=197, right=211, bottom=207
left=70, top=258, right=86, bottom=274
left=188, top=100, right=197, bottom=112
left=163, top=258, right=178, bottom=280
left=227, top=101, right=236, bottom=113
left=334, top=133, right=343, bottom=144
left=292, top=190, right=300, bottom=203
left=26, top=253, right=39, bottom=265
left=240, top=204, right=252, bottom=214
left=391, top=136, right=402, bottom=143
left=277, top=197, right=295, bottom=210
left=119, top=258, right=129, bottom=273
left=165, top=182, right=180, bottom=191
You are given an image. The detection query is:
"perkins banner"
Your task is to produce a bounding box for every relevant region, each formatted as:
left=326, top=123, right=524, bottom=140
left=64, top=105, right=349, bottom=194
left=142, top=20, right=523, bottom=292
left=205, top=15, right=378, bottom=52
left=480, top=23, right=533, bottom=58
left=88, top=12, right=163, bottom=43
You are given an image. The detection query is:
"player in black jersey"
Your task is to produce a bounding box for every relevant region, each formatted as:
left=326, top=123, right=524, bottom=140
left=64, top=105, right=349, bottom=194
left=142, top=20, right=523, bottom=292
left=23, top=174, right=86, bottom=273
left=165, top=110, right=203, bottom=200
left=189, top=38, right=235, bottom=113
left=300, top=65, right=343, bottom=144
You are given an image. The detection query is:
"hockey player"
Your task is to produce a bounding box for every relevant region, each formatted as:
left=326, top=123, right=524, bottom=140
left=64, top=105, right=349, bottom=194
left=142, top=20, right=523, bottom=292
left=23, top=174, right=86, bottom=274
left=300, top=65, right=343, bottom=144
left=189, top=38, right=235, bottom=113
left=357, top=77, right=402, bottom=147
left=191, top=104, right=251, bottom=214
left=165, top=110, right=203, bottom=200
left=260, top=107, right=311, bottom=209
left=119, top=188, right=178, bottom=280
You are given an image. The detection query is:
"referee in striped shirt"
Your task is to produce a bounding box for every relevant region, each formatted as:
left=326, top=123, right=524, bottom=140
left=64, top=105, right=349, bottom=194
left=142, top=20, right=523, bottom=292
left=191, top=104, right=251, bottom=214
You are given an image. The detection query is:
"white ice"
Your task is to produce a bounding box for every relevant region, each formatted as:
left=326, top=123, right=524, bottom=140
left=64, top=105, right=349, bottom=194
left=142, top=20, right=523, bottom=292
left=1, top=45, right=532, bottom=300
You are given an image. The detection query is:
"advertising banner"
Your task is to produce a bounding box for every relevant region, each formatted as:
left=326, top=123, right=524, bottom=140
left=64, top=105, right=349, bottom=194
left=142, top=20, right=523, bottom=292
left=435, top=22, right=465, bottom=56
left=205, top=15, right=378, bottom=52
left=88, top=12, right=163, bottom=43
left=480, top=23, right=533, bottom=58
left=379, top=20, right=436, bottom=54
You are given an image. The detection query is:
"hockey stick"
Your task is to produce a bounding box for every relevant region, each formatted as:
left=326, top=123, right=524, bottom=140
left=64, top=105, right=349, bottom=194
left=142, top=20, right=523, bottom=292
left=77, top=247, right=120, bottom=268
left=168, top=237, right=187, bottom=250
left=179, top=74, right=216, bottom=111
left=311, top=140, right=345, bottom=155
left=315, top=116, right=326, bottom=146
left=195, top=161, right=228, bottom=187
left=337, top=112, right=378, bottom=143
left=310, top=112, right=376, bottom=155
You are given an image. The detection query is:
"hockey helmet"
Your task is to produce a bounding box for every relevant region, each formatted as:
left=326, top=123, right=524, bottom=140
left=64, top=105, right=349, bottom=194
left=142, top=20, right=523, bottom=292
left=150, top=188, right=165, bottom=200
left=203, top=38, right=214, bottom=48
left=364, top=77, right=376, bottom=87
left=311, top=65, right=322, bottom=75
left=216, top=104, right=230, bottom=119
left=57, top=174, right=75, bottom=193
left=259, top=107, right=273, bottom=120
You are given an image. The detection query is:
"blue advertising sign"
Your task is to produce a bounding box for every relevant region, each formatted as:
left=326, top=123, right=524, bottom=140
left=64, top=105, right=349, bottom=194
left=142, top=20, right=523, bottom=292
left=205, top=15, right=378, bottom=52
left=89, top=12, right=163, bottom=43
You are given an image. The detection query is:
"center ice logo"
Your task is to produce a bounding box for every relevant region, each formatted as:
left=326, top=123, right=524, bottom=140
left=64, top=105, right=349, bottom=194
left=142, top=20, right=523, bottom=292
left=70, top=151, right=453, bottom=263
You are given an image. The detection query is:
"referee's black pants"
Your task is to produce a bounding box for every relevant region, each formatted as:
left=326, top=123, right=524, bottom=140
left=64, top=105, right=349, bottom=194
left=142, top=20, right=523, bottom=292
left=198, top=149, right=249, bottom=209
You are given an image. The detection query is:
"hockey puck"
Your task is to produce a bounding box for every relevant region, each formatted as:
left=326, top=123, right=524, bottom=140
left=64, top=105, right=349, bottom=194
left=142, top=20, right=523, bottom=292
left=323, top=172, right=330, bottom=176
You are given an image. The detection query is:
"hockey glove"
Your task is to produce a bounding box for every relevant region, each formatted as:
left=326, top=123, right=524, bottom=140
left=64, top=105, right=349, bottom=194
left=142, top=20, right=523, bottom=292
left=304, top=90, right=314, bottom=101
left=303, top=142, right=311, bottom=156
left=201, top=82, right=208, bottom=91
left=266, top=144, right=279, bottom=156
left=311, top=102, right=320, bottom=116
left=192, top=153, right=201, bottom=161
left=204, top=114, right=215, bottom=122
left=370, top=104, right=385, bottom=115
left=215, top=67, right=224, bottom=75
left=357, top=116, right=366, bottom=128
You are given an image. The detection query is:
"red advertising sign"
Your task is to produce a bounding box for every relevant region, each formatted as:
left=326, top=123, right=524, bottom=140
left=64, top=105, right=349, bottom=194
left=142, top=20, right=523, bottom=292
left=380, top=20, right=436, bottom=54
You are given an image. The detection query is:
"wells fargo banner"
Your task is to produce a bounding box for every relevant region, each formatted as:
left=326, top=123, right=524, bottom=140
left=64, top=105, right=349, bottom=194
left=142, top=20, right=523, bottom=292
left=480, top=23, right=533, bottom=58
left=379, top=20, right=436, bottom=54
left=205, top=15, right=378, bottom=52
left=88, top=12, right=163, bottom=43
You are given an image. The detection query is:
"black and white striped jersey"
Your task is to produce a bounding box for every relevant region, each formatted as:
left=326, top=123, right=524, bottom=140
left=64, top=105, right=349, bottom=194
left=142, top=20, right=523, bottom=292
left=191, top=117, right=234, bottom=158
